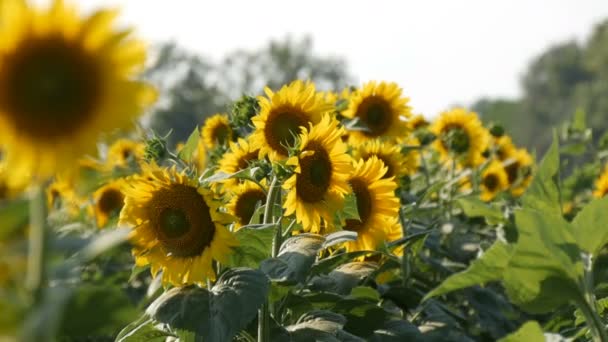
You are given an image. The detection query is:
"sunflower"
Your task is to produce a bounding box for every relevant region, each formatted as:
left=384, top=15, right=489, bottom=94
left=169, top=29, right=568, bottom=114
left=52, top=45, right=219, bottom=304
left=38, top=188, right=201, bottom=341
left=504, top=148, right=534, bottom=197
left=343, top=157, right=401, bottom=252
left=217, top=138, right=260, bottom=188
left=119, top=164, right=238, bottom=286
left=593, top=167, right=608, bottom=198
left=283, top=115, right=352, bottom=233
left=0, top=0, right=156, bottom=187
left=491, top=135, right=517, bottom=162
left=409, top=115, right=429, bottom=131
left=201, top=114, right=232, bottom=149
left=431, top=108, right=489, bottom=167
left=90, top=179, right=125, bottom=228
left=342, top=81, right=411, bottom=145
left=47, top=176, right=81, bottom=215
left=107, top=138, right=145, bottom=168
left=479, top=160, right=509, bottom=201
left=250, top=80, right=332, bottom=161
left=226, top=181, right=267, bottom=229
left=353, top=138, right=419, bottom=179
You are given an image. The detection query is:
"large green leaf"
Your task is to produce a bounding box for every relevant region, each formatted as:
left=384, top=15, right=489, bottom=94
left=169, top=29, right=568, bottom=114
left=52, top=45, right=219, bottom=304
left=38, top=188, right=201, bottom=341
left=260, top=234, right=325, bottom=284
left=285, top=310, right=364, bottom=342
left=115, top=317, right=174, bottom=342
left=226, top=225, right=275, bottom=268
left=456, top=196, right=506, bottom=224
left=497, top=321, right=545, bottom=342
left=571, top=196, right=608, bottom=258
left=424, top=242, right=513, bottom=300
left=177, top=127, right=199, bottom=163
left=146, top=268, right=269, bottom=341
left=521, top=132, right=561, bottom=215
left=310, top=262, right=378, bottom=295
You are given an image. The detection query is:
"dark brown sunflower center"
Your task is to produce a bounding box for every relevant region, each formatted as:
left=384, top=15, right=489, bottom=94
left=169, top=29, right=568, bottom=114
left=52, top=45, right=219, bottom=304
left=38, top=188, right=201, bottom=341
left=235, top=189, right=266, bottom=225
left=265, top=109, right=308, bottom=155
left=98, top=188, right=124, bottom=214
left=212, top=124, right=231, bottom=146
left=483, top=174, right=499, bottom=192
left=345, top=178, right=373, bottom=232
left=296, top=142, right=333, bottom=203
left=237, top=151, right=259, bottom=170
left=149, top=184, right=215, bottom=257
left=441, top=125, right=470, bottom=154
left=0, top=35, right=101, bottom=139
left=122, top=148, right=133, bottom=161
left=505, top=162, right=520, bottom=184
left=356, top=97, right=392, bottom=137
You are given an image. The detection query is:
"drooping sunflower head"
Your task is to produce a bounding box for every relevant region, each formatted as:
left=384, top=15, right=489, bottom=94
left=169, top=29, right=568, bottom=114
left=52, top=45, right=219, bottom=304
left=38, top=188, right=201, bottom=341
left=226, top=180, right=267, bottom=229
left=480, top=160, right=509, bottom=202
left=90, top=179, right=125, bottom=228
left=431, top=108, right=489, bottom=167
left=593, top=167, right=608, bottom=199
left=283, top=115, right=352, bottom=233
left=107, top=138, right=145, bottom=168
left=504, top=148, right=534, bottom=197
left=491, top=135, right=517, bottom=162
left=217, top=138, right=260, bottom=188
left=343, top=156, right=401, bottom=253
left=353, top=138, right=419, bottom=180
left=0, top=0, right=156, bottom=187
left=119, top=164, right=238, bottom=286
left=342, top=81, right=412, bottom=145
left=250, top=80, right=332, bottom=161
left=202, top=114, right=232, bottom=149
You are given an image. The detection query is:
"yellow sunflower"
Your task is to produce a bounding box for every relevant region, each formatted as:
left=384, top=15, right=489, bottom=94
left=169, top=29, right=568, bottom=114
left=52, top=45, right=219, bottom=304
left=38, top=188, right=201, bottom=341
left=431, top=108, right=489, bottom=167
left=201, top=114, right=232, bottom=149
left=409, top=115, right=429, bottom=131
left=90, top=179, right=125, bottom=228
left=343, top=157, right=401, bottom=252
left=47, top=176, right=81, bottom=215
left=250, top=80, right=332, bottom=161
left=226, top=181, right=267, bottom=229
left=353, top=138, right=419, bottom=179
left=283, top=115, right=352, bottom=233
left=119, top=164, right=238, bottom=286
left=217, top=138, right=260, bottom=188
left=504, top=148, right=534, bottom=197
left=593, top=167, right=608, bottom=198
left=107, top=138, right=145, bottom=168
left=0, top=0, right=156, bottom=187
left=342, top=81, right=411, bottom=145
left=492, top=135, right=517, bottom=162
left=480, top=160, right=509, bottom=202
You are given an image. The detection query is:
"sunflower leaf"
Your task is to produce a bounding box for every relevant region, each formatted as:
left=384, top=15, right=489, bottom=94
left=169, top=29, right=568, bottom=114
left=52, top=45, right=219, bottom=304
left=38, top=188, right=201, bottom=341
left=571, top=196, right=608, bottom=258
left=260, top=234, right=325, bottom=284
left=456, top=196, right=506, bottom=224
left=177, top=127, right=199, bottom=163
left=226, top=225, right=275, bottom=269
left=497, top=321, right=545, bottom=342
left=322, top=231, right=358, bottom=249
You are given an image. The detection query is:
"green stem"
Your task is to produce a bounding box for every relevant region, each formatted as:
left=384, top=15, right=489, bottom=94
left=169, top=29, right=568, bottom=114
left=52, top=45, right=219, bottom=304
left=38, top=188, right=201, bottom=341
left=419, top=150, right=431, bottom=187
left=25, top=185, right=48, bottom=303
left=577, top=296, right=607, bottom=342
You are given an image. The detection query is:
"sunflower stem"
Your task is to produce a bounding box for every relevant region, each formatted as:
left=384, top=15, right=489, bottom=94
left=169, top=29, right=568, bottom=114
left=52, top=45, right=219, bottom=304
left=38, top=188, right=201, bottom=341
left=25, top=184, right=48, bottom=303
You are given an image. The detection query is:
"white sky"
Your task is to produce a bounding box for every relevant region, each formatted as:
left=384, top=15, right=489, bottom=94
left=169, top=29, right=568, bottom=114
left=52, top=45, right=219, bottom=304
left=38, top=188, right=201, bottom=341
left=79, top=0, right=608, bottom=117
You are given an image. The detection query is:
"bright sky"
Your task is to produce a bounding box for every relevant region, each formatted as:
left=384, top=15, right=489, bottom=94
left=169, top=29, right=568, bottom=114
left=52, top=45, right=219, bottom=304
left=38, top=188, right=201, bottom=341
left=80, top=0, right=608, bottom=117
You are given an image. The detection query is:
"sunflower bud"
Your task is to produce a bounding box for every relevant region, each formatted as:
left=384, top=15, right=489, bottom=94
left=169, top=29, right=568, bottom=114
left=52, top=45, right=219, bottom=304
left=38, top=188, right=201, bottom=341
left=489, top=123, right=505, bottom=138
left=144, top=135, right=167, bottom=163
left=230, top=95, right=260, bottom=129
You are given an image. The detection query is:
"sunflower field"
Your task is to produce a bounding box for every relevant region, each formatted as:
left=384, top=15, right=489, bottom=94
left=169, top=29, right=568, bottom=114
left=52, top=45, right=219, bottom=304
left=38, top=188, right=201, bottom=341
left=2, top=1, right=608, bottom=342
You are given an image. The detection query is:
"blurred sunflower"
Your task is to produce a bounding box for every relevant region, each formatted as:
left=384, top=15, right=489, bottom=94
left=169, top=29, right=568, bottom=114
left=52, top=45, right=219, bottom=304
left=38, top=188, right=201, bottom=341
left=283, top=115, right=351, bottom=233
left=409, top=115, right=429, bottom=131
left=119, top=164, right=238, bottom=286
left=47, top=176, right=82, bottom=216
left=353, top=139, right=419, bottom=179
left=251, top=80, right=332, bottom=161
left=0, top=0, right=156, bottom=187
left=431, top=108, right=489, bottom=167
left=593, top=167, right=608, bottom=198
left=480, top=160, right=509, bottom=202
left=90, top=179, right=125, bottom=227
left=504, top=148, right=534, bottom=197
left=342, top=81, right=411, bottom=145
left=492, top=135, right=516, bottom=161
left=343, top=157, right=401, bottom=252
left=217, top=138, right=260, bottom=188
left=226, top=181, right=266, bottom=229
left=201, top=114, right=232, bottom=149
left=107, top=138, right=145, bottom=168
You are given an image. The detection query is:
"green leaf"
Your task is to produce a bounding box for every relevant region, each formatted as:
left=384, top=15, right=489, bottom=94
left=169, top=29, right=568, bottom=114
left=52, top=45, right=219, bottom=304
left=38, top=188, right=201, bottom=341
left=177, top=127, right=199, bottom=163
left=322, top=231, right=358, bottom=249
left=370, top=320, right=423, bottom=342
left=310, top=262, right=378, bottom=295
left=226, top=225, right=275, bottom=268
left=334, top=192, right=360, bottom=226
left=286, top=310, right=364, bottom=342
left=497, top=321, right=545, bottom=342
left=116, top=317, right=174, bottom=342
left=349, top=286, right=380, bottom=302
left=424, top=242, right=513, bottom=300
left=310, top=251, right=384, bottom=277
left=260, top=234, right=325, bottom=284
left=571, top=196, right=608, bottom=257
left=521, top=132, right=561, bottom=215
left=147, top=267, right=269, bottom=341
left=0, top=199, right=29, bottom=238
left=572, top=108, right=587, bottom=132
left=456, top=196, right=506, bottom=224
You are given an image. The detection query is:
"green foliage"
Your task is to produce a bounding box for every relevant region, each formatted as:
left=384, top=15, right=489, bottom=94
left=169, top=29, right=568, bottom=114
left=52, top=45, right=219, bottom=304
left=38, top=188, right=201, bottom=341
left=176, top=127, right=200, bottom=163
left=498, top=321, right=545, bottom=342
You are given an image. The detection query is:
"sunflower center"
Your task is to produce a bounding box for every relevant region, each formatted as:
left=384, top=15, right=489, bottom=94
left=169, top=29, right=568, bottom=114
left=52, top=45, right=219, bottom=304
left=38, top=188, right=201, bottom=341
left=265, top=109, right=308, bottom=155
left=149, top=184, right=216, bottom=257
left=0, top=35, right=101, bottom=139
left=505, top=162, right=520, bottom=183
left=483, top=174, right=499, bottom=192
left=441, top=125, right=470, bottom=154
left=98, top=189, right=124, bottom=214
left=296, top=142, right=332, bottom=203
left=237, top=151, right=259, bottom=170
left=345, top=178, right=373, bottom=232
left=357, top=97, right=392, bottom=137
left=212, top=124, right=231, bottom=146
left=235, top=189, right=266, bottom=225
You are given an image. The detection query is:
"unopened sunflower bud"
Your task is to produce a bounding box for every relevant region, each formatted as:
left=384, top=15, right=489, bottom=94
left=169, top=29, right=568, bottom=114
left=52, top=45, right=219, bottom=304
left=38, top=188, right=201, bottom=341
left=489, top=123, right=505, bottom=138
left=144, top=135, right=167, bottom=163
left=230, top=95, right=260, bottom=128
